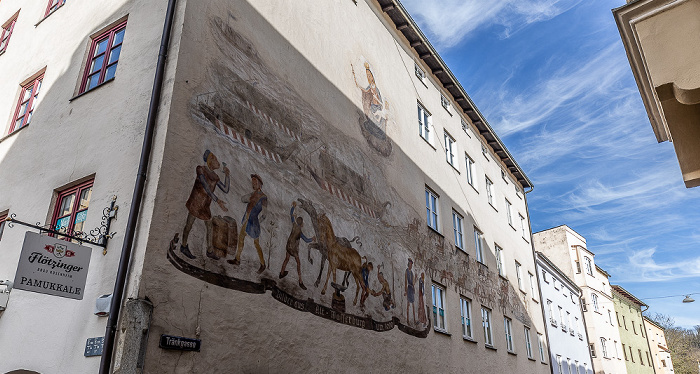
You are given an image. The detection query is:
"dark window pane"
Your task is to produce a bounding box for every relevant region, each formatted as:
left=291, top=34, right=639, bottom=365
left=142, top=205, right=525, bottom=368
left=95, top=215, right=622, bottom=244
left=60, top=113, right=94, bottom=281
left=108, top=45, right=121, bottom=64
left=90, top=55, right=105, bottom=74
left=78, top=187, right=92, bottom=210
left=113, top=29, right=125, bottom=46
left=87, top=72, right=101, bottom=90
left=105, top=64, right=118, bottom=81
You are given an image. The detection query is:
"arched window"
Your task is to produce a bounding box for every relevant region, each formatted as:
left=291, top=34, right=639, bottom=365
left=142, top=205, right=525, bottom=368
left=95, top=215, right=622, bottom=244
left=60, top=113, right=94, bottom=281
left=584, top=257, right=593, bottom=276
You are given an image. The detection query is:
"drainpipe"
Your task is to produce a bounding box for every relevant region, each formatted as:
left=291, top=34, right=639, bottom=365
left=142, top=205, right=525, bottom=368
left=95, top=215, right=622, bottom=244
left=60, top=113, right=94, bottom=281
left=99, top=0, right=178, bottom=372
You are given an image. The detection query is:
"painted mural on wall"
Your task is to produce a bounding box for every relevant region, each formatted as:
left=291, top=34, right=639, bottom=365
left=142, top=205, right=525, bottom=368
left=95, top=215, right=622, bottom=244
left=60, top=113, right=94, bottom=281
left=164, top=16, right=532, bottom=338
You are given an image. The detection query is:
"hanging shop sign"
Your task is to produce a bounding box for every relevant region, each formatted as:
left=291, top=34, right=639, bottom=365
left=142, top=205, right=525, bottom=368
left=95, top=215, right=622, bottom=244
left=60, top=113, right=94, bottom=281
left=13, top=231, right=92, bottom=300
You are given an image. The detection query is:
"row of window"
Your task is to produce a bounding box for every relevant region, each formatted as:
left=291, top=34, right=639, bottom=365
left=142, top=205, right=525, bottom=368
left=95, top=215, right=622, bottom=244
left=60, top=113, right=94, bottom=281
left=427, top=187, right=536, bottom=297
left=0, top=178, right=94, bottom=243
left=1, top=7, right=126, bottom=135
left=416, top=100, right=529, bottom=242
left=555, top=355, right=589, bottom=374
left=432, top=284, right=546, bottom=361
left=546, top=300, right=583, bottom=339
left=589, top=338, right=652, bottom=366
left=615, top=312, right=645, bottom=337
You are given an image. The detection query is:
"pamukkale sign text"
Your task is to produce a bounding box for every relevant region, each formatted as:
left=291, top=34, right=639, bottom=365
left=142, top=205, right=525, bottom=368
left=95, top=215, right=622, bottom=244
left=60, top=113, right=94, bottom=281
left=14, top=231, right=92, bottom=300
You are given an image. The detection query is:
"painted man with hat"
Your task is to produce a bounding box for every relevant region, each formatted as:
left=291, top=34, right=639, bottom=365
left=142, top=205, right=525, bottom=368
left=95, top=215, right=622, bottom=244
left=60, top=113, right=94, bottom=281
left=180, top=149, right=230, bottom=259
left=229, top=173, right=267, bottom=274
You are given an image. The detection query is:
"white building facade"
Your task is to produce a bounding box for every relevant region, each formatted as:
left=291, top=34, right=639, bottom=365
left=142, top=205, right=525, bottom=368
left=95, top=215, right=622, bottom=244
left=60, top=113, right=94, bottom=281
left=644, top=316, right=675, bottom=374
left=534, top=225, right=627, bottom=374
left=0, top=0, right=550, bottom=373
left=537, top=252, right=594, bottom=374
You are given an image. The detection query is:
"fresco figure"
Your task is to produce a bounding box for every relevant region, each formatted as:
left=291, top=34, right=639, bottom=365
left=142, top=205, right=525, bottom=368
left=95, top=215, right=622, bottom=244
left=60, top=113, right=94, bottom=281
left=358, top=258, right=374, bottom=309
left=229, top=174, right=267, bottom=274
left=352, top=61, right=392, bottom=157
left=280, top=201, right=313, bottom=290
left=180, top=150, right=230, bottom=259
left=405, top=258, right=416, bottom=325
left=371, top=265, right=394, bottom=311
left=418, top=272, right=427, bottom=325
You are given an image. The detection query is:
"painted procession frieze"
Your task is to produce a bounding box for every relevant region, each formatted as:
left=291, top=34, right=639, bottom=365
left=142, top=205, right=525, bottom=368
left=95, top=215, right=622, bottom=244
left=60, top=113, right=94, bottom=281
left=162, top=16, right=532, bottom=338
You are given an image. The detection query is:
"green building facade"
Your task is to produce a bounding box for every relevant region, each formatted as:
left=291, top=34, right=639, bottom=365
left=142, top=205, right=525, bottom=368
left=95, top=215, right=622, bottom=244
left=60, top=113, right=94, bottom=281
left=612, top=285, right=656, bottom=374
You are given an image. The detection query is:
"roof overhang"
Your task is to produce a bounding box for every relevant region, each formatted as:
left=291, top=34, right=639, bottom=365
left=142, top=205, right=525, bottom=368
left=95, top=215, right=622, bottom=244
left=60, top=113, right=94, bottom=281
left=377, top=0, right=533, bottom=190
left=612, top=0, right=687, bottom=143
left=612, top=284, right=648, bottom=308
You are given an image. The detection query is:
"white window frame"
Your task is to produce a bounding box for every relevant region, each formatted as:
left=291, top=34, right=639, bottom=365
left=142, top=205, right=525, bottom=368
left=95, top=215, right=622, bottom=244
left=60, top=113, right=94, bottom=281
left=461, top=118, right=471, bottom=137
left=452, top=210, right=464, bottom=250
left=495, top=246, right=505, bottom=277
left=474, top=228, right=484, bottom=264
left=432, top=283, right=446, bottom=332
left=465, top=154, right=476, bottom=188
left=481, top=143, right=490, bottom=161
left=529, top=272, right=537, bottom=300
left=425, top=187, right=439, bottom=232
left=504, top=317, right=514, bottom=352
left=585, top=257, right=593, bottom=276
left=481, top=306, right=493, bottom=346
left=538, top=333, right=546, bottom=362
left=601, top=338, right=608, bottom=358
left=515, top=261, right=524, bottom=291
left=591, top=293, right=599, bottom=312
left=414, top=62, right=426, bottom=83
left=505, top=199, right=513, bottom=226
left=547, top=300, right=555, bottom=325
left=519, top=213, right=528, bottom=240
left=524, top=327, right=533, bottom=359
left=444, top=131, right=457, bottom=168
left=485, top=176, right=494, bottom=207
left=460, top=297, right=473, bottom=339
left=417, top=103, right=432, bottom=144
left=440, top=94, right=451, bottom=112
left=556, top=355, right=563, bottom=374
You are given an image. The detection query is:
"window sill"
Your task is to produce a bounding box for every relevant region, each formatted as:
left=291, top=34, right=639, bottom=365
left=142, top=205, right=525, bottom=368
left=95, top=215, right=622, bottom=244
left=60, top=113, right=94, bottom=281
left=0, top=50, right=5, bottom=58
left=528, top=357, right=537, bottom=362
left=468, top=183, right=479, bottom=193
left=489, top=203, right=498, bottom=212
left=463, top=336, right=477, bottom=344
left=434, top=328, right=450, bottom=336
left=541, top=361, right=548, bottom=365
left=498, top=274, right=508, bottom=281
left=69, top=77, right=115, bottom=102
left=532, top=298, right=539, bottom=303
left=0, top=124, right=29, bottom=144
left=507, top=350, right=517, bottom=356
left=522, top=236, right=530, bottom=243
left=509, top=223, right=516, bottom=231
left=447, top=162, right=460, bottom=173
left=420, top=135, right=437, bottom=150
left=485, top=344, right=497, bottom=351
left=520, top=289, right=527, bottom=295
left=35, top=5, right=66, bottom=27
left=427, top=226, right=443, bottom=238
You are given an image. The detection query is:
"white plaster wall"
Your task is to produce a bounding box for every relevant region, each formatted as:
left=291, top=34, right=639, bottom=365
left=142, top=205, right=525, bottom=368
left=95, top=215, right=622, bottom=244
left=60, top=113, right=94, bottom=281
left=537, top=257, right=593, bottom=374
left=0, top=0, right=174, bottom=372
left=132, top=0, right=548, bottom=372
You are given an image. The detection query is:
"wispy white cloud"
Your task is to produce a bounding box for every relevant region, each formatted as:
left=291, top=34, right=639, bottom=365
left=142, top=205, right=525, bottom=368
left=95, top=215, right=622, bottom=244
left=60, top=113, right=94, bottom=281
left=609, top=248, right=700, bottom=283
left=400, top=0, right=582, bottom=47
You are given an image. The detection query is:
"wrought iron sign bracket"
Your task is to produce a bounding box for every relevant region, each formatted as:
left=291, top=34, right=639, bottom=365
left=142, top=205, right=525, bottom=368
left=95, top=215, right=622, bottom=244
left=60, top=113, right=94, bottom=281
left=5, top=196, right=118, bottom=252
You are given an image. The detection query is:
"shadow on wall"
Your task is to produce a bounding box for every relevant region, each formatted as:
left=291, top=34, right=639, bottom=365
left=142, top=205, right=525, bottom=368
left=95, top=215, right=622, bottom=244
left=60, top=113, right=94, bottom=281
left=139, top=2, right=536, bottom=369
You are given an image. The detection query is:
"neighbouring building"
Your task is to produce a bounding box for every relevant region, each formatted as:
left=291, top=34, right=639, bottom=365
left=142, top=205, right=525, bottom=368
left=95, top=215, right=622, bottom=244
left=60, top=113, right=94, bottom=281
left=534, top=225, right=627, bottom=374
left=0, top=0, right=550, bottom=373
left=536, top=252, right=594, bottom=374
left=613, top=0, right=700, bottom=188
left=612, top=285, right=655, bottom=374
left=644, top=316, right=675, bottom=374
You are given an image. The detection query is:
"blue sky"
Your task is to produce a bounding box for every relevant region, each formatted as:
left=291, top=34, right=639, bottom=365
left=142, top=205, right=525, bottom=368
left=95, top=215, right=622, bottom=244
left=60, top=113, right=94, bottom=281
left=402, top=0, right=700, bottom=327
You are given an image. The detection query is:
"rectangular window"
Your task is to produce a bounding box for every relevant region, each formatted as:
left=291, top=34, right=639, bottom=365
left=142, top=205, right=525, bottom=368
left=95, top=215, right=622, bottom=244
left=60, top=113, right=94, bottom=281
left=460, top=297, right=472, bottom=338
left=461, top=119, right=471, bottom=137
left=474, top=228, right=484, bottom=263
left=623, top=315, right=627, bottom=329
left=609, top=310, right=614, bottom=325
left=0, top=211, right=7, bottom=241
left=505, top=199, right=513, bottom=226
left=575, top=361, right=580, bottom=374
left=519, top=214, right=528, bottom=240
left=481, top=143, right=489, bottom=160
left=630, top=346, right=634, bottom=362
left=568, top=358, right=573, bottom=374
left=440, top=94, right=451, bottom=112
left=0, top=13, right=18, bottom=54
left=556, top=355, right=563, bottom=374
left=515, top=261, right=523, bottom=291
left=495, top=246, right=505, bottom=277
left=547, top=300, right=556, bottom=326
left=640, top=324, right=645, bottom=338
left=10, top=73, right=44, bottom=133
left=585, top=257, right=593, bottom=276
left=485, top=177, right=494, bottom=207
left=432, top=284, right=446, bottom=331
left=591, top=293, right=599, bottom=312
left=632, top=321, right=637, bottom=334
left=425, top=188, right=439, bottom=231
left=538, top=333, right=546, bottom=362
left=452, top=210, right=463, bottom=250
left=638, top=349, right=644, bottom=365
left=646, top=351, right=651, bottom=366
left=529, top=272, right=537, bottom=300
left=589, top=343, right=596, bottom=358
left=614, top=340, right=619, bottom=359
left=465, top=154, right=476, bottom=188
left=559, top=306, right=565, bottom=330
left=601, top=338, right=608, bottom=358
left=481, top=307, right=493, bottom=346
left=444, top=131, right=457, bottom=168
left=414, top=63, right=426, bottom=83
left=80, top=21, right=127, bottom=94
left=52, top=179, right=94, bottom=239
left=623, top=343, right=628, bottom=360
left=524, top=327, right=533, bottom=358
left=45, top=0, right=68, bottom=16
left=504, top=317, right=514, bottom=352
left=417, top=103, right=431, bottom=143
